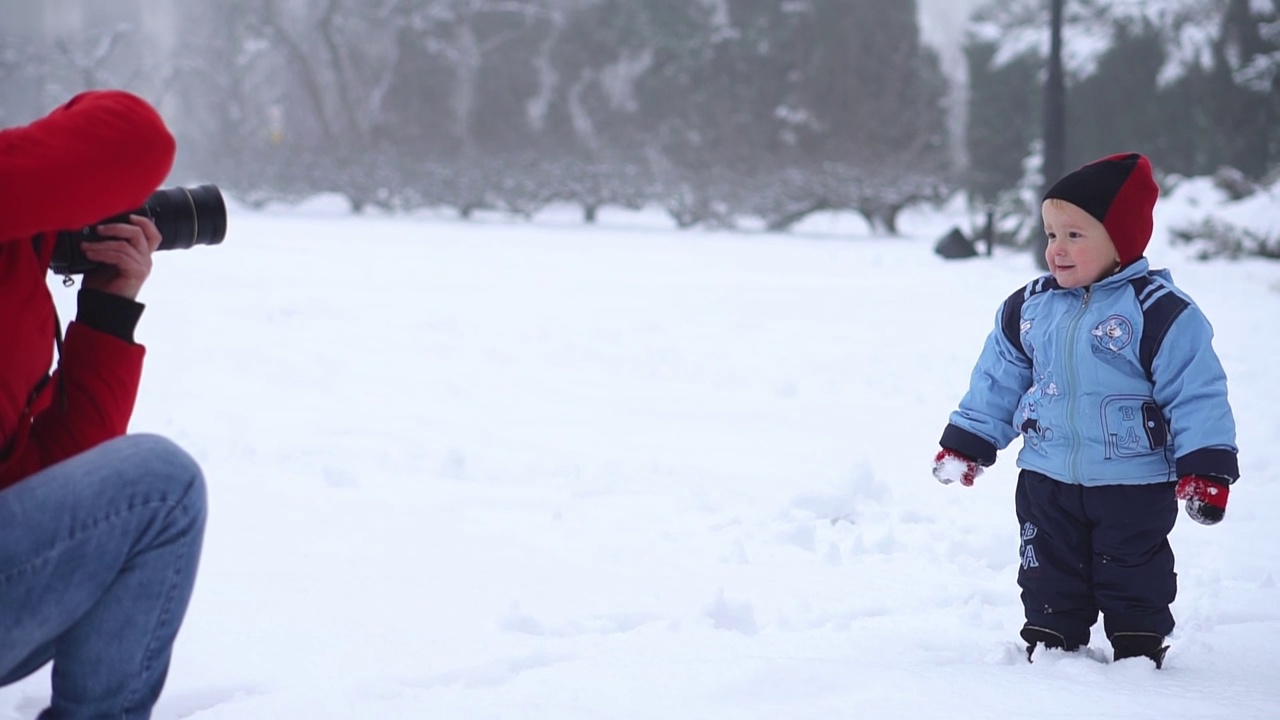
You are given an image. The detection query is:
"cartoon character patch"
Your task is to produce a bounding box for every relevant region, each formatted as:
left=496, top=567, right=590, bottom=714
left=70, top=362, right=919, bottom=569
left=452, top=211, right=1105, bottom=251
left=1091, top=315, right=1134, bottom=353
left=1020, top=400, right=1054, bottom=449
left=1019, top=370, right=1058, bottom=451
left=1030, top=370, right=1058, bottom=402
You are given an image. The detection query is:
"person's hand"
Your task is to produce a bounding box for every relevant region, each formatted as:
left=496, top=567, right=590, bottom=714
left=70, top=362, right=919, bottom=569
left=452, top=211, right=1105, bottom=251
left=1175, top=475, right=1230, bottom=525
left=933, top=448, right=982, bottom=487
left=80, top=214, right=161, bottom=300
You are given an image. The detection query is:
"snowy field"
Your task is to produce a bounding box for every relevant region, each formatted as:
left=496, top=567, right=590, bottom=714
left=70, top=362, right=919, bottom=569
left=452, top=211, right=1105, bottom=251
left=3, top=183, right=1279, bottom=719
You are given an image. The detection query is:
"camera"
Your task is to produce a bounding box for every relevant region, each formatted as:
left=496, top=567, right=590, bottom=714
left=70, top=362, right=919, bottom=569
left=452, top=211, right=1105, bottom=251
left=50, top=184, right=227, bottom=275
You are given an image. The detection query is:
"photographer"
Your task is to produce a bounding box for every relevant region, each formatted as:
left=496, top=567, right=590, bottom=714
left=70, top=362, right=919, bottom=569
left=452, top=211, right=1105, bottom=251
left=0, top=90, right=207, bottom=720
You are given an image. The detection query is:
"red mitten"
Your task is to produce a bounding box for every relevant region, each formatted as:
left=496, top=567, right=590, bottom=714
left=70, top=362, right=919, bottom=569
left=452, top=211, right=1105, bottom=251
left=1175, top=475, right=1230, bottom=525
left=933, top=449, right=982, bottom=487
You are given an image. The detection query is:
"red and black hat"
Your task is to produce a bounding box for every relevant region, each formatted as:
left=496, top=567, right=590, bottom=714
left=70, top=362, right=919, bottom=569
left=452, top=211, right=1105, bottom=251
left=1043, top=152, right=1159, bottom=265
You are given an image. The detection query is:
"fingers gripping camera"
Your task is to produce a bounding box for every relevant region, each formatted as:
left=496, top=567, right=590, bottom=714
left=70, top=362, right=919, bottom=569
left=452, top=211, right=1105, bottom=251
left=50, top=184, right=227, bottom=276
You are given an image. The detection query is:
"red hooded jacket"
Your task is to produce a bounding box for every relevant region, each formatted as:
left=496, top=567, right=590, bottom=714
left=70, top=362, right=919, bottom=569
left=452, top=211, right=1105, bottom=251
left=0, top=90, right=176, bottom=489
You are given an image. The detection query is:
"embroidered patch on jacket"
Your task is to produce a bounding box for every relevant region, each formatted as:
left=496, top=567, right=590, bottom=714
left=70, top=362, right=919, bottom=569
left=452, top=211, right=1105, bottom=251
left=1017, top=370, right=1058, bottom=453
left=1101, top=395, right=1168, bottom=457
left=1091, top=315, right=1133, bottom=354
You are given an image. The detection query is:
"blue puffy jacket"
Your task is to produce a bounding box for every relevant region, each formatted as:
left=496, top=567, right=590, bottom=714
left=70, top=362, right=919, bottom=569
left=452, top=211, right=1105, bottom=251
left=941, top=259, right=1238, bottom=486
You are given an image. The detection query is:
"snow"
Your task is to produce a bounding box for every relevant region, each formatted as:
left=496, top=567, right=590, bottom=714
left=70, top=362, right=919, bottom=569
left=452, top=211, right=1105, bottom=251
left=1163, top=175, right=1280, bottom=228
left=3, top=183, right=1279, bottom=719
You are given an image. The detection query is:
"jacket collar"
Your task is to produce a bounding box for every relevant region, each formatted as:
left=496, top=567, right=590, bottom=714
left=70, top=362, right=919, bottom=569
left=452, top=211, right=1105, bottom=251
left=1041, top=257, right=1157, bottom=293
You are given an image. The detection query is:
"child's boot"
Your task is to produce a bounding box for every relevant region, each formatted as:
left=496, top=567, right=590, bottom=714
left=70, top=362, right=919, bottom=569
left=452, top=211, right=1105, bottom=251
left=1020, top=626, right=1077, bottom=662
left=1110, top=632, right=1168, bottom=668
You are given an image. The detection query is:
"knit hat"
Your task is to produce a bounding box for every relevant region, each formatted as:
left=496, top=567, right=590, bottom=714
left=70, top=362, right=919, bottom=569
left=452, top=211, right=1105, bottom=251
left=1042, top=152, right=1159, bottom=265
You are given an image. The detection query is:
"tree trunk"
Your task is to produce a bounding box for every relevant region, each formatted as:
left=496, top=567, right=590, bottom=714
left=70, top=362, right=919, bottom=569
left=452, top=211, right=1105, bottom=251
left=264, top=0, right=336, bottom=142
left=881, top=203, right=903, bottom=236
left=766, top=199, right=830, bottom=232
left=1037, top=0, right=1067, bottom=271
left=319, top=0, right=363, bottom=145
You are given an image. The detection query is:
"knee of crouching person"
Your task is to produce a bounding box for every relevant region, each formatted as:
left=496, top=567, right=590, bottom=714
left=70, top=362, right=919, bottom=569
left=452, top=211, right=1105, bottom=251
left=119, top=433, right=207, bottom=518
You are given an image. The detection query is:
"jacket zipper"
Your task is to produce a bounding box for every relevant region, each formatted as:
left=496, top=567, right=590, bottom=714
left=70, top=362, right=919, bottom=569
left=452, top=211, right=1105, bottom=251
left=1064, top=286, right=1092, bottom=482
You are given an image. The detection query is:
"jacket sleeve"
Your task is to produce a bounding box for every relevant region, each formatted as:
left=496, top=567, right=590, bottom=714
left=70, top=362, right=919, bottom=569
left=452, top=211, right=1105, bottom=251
left=1150, top=305, right=1239, bottom=481
left=940, top=302, right=1034, bottom=465
left=0, top=89, right=176, bottom=242
left=3, top=323, right=146, bottom=485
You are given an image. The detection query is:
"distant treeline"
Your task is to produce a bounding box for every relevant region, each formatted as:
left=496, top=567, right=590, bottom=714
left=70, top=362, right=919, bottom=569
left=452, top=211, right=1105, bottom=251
left=1, top=0, right=1276, bottom=234
left=2, top=1, right=950, bottom=230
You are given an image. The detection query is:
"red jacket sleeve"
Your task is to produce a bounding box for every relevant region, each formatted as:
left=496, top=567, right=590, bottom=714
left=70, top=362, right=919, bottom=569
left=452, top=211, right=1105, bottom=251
left=0, top=322, right=145, bottom=487
left=0, top=89, right=176, bottom=241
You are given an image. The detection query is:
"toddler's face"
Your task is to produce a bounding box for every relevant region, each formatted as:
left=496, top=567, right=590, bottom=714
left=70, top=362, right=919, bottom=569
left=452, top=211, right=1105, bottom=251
left=1041, top=200, right=1120, bottom=289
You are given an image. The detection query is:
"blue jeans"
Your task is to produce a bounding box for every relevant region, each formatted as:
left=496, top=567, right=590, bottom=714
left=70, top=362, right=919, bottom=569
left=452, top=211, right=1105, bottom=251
left=0, top=434, right=206, bottom=720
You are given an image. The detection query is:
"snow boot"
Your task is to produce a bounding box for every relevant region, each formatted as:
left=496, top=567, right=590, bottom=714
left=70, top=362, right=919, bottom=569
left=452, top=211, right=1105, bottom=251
left=1020, top=626, right=1078, bottom=662
left=1111, top=632, right=1168, bottom=668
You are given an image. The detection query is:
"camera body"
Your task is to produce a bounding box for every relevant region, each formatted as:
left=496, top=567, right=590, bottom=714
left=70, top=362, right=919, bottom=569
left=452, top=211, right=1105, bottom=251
left=50, top=184, right=227, bottom=275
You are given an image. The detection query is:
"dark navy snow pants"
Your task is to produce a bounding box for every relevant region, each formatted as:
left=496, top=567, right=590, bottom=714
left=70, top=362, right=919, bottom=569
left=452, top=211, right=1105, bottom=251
left=1015, top=470, right=1178, bottom=648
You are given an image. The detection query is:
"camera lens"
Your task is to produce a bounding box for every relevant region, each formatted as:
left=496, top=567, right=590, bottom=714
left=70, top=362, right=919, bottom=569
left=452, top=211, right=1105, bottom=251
left=150, top=184, right=227, bottom=251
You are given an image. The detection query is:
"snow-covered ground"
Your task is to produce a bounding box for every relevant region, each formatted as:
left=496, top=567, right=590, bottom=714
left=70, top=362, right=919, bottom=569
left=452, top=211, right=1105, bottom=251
left=3, top=183, right=1278, bottom=719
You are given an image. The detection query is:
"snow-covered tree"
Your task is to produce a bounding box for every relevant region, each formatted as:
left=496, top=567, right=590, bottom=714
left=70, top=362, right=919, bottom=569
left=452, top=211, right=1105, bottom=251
left=966, top=0, right=1279, bottom=201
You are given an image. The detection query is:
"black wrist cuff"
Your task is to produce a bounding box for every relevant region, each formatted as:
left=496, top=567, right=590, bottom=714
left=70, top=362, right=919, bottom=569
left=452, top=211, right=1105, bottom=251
left=939, top=424, right=998, bottom=467
left=1176, top=448, right=1239, bottom=484
left=75, top=288, right=144, bottom=343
